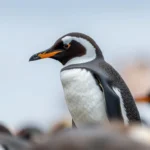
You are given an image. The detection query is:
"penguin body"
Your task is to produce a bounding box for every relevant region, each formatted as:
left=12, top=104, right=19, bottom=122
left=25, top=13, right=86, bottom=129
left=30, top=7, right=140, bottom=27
left=29, top=32, right=141, bottom=126
left=62, top=59, right=141, bottom=126
left=61, top=68, right=108, bottom=127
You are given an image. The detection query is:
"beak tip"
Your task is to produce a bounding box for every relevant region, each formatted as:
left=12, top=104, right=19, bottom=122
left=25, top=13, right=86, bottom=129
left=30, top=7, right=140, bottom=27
left=29, top=54, right=40, bottom=62
left=29, top=58, right=33, bottom=62
left=29, top=57, right=34, bottom=62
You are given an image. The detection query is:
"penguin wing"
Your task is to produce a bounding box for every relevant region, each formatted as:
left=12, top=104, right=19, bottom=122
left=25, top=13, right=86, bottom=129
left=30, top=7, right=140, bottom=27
left=93, top=72, right=123, bottom=121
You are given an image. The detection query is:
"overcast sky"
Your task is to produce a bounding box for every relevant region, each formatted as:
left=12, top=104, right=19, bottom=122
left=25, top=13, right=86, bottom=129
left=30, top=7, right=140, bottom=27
left=0, top=0, right=150, bottom=131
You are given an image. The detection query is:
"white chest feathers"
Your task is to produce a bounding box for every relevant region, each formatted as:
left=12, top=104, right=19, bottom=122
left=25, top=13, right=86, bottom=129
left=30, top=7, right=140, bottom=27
left=60, top=69, right=108, bottom=127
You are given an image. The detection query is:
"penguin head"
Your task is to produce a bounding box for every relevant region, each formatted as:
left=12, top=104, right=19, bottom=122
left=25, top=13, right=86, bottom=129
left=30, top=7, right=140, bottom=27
left=16, top=126, right=43, bottom=141
left=29, top=32, right=104, bottom=65
left=0, top=124, right=12, bottom=136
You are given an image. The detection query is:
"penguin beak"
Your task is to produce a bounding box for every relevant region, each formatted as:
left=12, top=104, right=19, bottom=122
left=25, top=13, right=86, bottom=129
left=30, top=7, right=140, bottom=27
left=29, top=47, right=62, bottom=61
left=136, top=96, right=150, bottom=103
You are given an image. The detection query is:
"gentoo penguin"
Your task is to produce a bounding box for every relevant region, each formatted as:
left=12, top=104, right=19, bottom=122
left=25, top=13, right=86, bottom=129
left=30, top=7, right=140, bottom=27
left=0, top=124, right=12, bottom=136
left=0, top=134, right=31, bottom=150
left=31, top=123, right=150, bottom=150
left=16, top=126, right=43, bottom=141
left=29, top=32, right=141, bottom=127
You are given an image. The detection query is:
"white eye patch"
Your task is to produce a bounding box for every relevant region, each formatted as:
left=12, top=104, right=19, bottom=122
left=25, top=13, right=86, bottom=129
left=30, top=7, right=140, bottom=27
left=62, top=36, right=73, bottom=45
left=62, top=36, right=96, bottom=52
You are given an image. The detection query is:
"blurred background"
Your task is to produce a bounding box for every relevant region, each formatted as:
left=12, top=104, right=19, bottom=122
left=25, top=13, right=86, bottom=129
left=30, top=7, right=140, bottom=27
left=0, top=0, right=150, bottom=131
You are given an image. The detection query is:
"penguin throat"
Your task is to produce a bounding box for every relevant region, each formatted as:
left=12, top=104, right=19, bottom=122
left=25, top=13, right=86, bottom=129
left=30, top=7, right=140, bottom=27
left=64, top=54, right=96, bottom=67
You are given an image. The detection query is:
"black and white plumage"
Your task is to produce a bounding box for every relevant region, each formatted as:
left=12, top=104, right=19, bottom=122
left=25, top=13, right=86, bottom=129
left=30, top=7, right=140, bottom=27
left=29, top=32, right=141, bottom=127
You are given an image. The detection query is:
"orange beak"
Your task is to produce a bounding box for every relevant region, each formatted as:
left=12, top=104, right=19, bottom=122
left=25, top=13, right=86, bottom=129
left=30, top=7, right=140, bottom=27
left=29, top=47, right=62, bottom=61
left=135, top=96, right=150, bottom=103
left=38, top=51, right=62, bottom=59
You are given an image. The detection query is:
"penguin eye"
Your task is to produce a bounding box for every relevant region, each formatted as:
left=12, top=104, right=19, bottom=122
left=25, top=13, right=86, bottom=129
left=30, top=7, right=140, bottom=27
left=63, top=43, right=71, bottom=49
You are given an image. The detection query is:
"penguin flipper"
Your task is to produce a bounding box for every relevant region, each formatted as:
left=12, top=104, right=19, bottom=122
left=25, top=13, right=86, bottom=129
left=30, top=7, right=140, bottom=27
left=94, top=73, right=123, bottom=121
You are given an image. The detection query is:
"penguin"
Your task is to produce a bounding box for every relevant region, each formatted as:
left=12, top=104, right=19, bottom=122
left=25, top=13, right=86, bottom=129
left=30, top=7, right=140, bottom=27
left=29, top=32, right=141, bottom=127
left=0, top=124, right=12, bottom=136
left=0, top=124, right=13, bottom=150
left=0, top=134, right=31, bottom=150
left=31, top=123, right=150, bottom=150
left=16, top=126, right=43, bottom=141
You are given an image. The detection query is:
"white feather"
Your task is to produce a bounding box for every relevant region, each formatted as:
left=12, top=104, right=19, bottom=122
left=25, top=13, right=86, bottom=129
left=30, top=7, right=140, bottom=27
left=60, top=69, right=108, bottom=127
left=62, top=36, right=96, bottom=66
left=112, top=87, right=129, bottom=125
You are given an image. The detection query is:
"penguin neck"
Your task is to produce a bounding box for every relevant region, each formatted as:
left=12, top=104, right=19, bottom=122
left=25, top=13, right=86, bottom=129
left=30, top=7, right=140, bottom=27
left=64, top=55, right=95, bottom=67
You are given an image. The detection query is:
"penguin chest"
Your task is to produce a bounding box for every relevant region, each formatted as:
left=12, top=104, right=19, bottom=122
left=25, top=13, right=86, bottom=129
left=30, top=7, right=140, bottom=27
left=60, top=69, right=108, bottom=127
